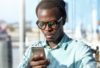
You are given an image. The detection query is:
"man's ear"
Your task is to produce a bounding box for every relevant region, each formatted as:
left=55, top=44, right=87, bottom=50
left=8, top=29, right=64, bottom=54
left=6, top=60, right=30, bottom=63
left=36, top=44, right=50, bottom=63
left=62, top=17, right=66, bottom=25
left=63, top=14, right=68, bottom=25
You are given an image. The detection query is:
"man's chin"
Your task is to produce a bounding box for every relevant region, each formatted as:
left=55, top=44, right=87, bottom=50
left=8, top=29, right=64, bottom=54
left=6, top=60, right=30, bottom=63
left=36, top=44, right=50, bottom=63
left=46, top=38, right=54, bottom=42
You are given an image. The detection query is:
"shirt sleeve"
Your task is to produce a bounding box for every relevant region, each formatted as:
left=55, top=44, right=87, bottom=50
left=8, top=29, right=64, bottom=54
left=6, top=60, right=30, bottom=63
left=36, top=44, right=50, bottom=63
left=75, top=44, right=96, bottom=68
left=18, top=47, right=32, bottom=68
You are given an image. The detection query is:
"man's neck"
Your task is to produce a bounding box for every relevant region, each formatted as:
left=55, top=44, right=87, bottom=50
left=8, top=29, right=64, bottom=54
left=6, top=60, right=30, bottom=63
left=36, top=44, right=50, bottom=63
left=47, top=32, right=64, bottom=48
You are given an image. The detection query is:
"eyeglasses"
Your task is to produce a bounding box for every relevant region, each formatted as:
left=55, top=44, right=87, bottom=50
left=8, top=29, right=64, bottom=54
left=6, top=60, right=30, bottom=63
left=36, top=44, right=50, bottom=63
left=36, top=17, right=62, bottom=30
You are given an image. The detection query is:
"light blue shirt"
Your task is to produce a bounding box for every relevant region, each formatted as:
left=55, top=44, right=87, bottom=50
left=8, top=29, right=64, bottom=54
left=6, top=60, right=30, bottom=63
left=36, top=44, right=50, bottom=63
left=18, top=34, right=96, bottom=68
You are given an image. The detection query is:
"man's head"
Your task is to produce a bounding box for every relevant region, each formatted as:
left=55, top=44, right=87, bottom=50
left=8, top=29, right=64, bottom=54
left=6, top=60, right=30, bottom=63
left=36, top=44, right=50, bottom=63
left=36, top=0, right=67, bottom=42
left=36, top=0, right=67, bottom=25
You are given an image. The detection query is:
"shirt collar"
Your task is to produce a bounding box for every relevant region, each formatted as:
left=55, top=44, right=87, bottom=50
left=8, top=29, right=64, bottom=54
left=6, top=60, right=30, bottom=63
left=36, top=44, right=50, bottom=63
left=43, top=33, right=72, bottom=50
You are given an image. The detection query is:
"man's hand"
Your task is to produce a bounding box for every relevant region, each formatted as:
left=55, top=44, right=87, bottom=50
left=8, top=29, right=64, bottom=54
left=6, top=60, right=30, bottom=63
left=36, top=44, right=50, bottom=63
left=29, top=54, right=50, bottom=68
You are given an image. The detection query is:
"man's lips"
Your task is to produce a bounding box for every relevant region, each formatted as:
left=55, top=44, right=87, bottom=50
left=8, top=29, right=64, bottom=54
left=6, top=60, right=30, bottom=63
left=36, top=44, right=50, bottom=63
left=46, top=35, right=52, bottom=38
left=45, top=34, right=54, bottom=38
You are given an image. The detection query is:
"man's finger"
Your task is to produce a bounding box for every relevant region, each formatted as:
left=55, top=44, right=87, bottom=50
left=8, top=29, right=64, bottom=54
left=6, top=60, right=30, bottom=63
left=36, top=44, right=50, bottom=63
left=32, top=65, right=47, bottom=68
left=30, top=54, right=45, bottom=61
left=30, top=59, right=49, bottom=66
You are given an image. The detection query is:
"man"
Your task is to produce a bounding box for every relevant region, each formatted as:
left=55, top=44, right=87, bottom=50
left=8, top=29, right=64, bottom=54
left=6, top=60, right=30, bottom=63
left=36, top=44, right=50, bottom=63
left=18, top=0, right=96, bottom=68
left=96, top=21, right=100, bottom=41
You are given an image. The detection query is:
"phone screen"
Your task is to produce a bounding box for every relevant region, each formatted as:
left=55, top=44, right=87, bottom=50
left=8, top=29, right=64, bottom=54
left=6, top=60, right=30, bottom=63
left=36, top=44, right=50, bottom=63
left=32, top=47, right=46, bottom=58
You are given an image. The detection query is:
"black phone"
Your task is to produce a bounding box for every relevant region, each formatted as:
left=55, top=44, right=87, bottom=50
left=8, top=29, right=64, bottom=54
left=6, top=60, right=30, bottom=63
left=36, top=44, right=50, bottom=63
left=32, top=47, right=46, bottom=58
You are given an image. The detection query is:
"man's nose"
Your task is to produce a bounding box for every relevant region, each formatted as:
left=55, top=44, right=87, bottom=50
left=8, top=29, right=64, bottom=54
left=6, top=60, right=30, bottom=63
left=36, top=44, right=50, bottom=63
left=45, top=24, right=52, bottom=31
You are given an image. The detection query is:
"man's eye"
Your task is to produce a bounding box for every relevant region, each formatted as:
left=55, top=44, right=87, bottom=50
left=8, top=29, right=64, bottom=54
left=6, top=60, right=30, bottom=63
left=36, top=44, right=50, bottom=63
left=39, top=22, right=45, bottom=26
left=48, top=21, right=55, bottom=26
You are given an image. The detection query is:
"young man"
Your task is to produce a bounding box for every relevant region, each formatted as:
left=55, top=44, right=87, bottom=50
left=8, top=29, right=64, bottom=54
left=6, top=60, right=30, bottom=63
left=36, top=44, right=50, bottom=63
left=18, top=0, right=96, bottom=68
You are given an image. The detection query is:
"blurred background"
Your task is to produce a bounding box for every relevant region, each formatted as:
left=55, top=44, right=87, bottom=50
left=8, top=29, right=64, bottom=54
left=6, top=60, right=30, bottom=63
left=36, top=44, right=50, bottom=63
left=0, top=0, right=100, bottom=68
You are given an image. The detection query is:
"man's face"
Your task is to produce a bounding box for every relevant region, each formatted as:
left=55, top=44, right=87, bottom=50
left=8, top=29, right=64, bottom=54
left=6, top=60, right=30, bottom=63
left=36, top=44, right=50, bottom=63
left=37, top=7, right=64, bottom=42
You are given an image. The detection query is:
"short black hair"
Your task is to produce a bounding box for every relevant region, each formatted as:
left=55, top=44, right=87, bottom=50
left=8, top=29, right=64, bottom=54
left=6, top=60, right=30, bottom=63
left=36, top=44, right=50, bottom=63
left=36, top=0, right=67, bottom=25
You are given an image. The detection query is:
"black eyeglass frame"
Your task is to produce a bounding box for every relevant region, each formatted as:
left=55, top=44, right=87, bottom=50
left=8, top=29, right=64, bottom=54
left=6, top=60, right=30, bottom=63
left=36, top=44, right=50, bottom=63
left=36, top=17, right=63, bottom=30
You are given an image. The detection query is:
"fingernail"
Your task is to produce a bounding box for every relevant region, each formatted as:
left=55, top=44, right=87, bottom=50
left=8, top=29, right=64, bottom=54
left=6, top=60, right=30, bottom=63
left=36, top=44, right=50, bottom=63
left=34, top=54, right=38, bottom=57
left=40, top=53, right=43, bottom=57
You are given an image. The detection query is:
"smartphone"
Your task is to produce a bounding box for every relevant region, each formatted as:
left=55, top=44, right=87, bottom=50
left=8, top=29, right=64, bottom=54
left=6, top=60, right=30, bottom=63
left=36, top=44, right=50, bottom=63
left=32, top=47, right=46, bottom=58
